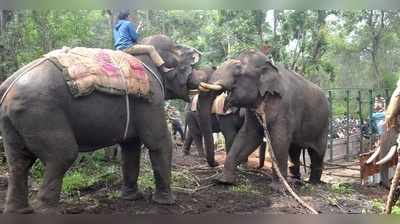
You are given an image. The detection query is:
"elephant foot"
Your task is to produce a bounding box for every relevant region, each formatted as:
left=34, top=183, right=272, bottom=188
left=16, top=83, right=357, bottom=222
left=308, top=178, right=325, bottom=185
left=215, top=173, right=236, bottom=185
left=33, top=203, right=61, bottom=214
left=207, top=160, right=219, bottom=167
left=289, top=166, right=301, bottom=180
left=121, top=189, right=144, bottom=201
left=309, top=170, right=323, bottom=185
left=3, top=206, right=34, bottom=214
left=152, top=191, right=176, bottom=205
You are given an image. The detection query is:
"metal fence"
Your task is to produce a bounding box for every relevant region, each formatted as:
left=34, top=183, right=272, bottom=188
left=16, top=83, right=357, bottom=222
left=325, top=88, right=392, bottom=161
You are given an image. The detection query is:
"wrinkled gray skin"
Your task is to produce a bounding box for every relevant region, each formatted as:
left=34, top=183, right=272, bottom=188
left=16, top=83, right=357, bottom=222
left=0, top=35, right=204, bottom=213
left=377, top=127, right=399, bottom=187
left=207, top=50, right=329, bottom=184
left=183, top=99, right=245, bottom=158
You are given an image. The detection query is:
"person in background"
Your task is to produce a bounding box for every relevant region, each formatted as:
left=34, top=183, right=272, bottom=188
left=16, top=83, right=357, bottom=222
left=113, top=10, right=173, bottom=73
left=166, top=105, right=185, bottom=143
left=372, top=95, right=386, bottom=146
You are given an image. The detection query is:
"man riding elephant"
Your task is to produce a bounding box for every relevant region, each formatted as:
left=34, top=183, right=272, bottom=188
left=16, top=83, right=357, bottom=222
left=113, top=10, right=173, bottom=73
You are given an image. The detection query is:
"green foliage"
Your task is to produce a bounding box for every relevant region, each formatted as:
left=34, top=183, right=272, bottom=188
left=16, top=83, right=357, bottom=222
left=329, top=183, right=354, bottom=194
left=372, top=199, right=400, bottom=214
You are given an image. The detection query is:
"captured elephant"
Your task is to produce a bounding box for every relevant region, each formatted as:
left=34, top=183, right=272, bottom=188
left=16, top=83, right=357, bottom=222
left=0, top=35, right=204, bottom=213
left=200, top=49, right=329, bottom=184
left=366, top=82, right=400, bottom=213
left=183, top=93, right=245, bottom=157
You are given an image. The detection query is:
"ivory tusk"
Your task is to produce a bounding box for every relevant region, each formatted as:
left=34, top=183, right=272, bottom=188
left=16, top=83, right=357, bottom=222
left=376, top=145, right=398, bottom=165
left=366, top=146, right=381, bottom=164
left=198, top=85, right=210, bottom=92
left=189, top=89, right=199, bottom=95
left=199, top=82, right=223, bottom=91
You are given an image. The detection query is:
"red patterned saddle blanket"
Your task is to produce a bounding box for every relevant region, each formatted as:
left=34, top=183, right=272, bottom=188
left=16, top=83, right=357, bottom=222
left=45, top=47, right=150, bottom=98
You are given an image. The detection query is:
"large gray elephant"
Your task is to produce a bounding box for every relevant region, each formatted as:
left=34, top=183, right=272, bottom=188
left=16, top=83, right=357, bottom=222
left=0, top=35, right=204, bottom=213
left=200, top=49, right=329, bottom=184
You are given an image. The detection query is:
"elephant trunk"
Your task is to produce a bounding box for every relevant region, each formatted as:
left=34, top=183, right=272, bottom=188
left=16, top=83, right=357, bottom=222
left=198, top=92, right=219, bottom=167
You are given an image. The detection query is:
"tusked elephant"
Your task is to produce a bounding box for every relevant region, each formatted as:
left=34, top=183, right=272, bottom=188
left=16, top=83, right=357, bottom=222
left=200, top=49, right=329, bottom=184
left=0, top=35, right=204, bottom=213
left=366, top=81, right=400, bottom=213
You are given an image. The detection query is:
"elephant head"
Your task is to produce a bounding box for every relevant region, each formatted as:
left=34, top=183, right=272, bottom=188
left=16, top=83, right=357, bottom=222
left=366, top=84, right=400, bottom=214
left=140, top=35, right=201, bottom=101
left=199, top=49, right=283, bottom=108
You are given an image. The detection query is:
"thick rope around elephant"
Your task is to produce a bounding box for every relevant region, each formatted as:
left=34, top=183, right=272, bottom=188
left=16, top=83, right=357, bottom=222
left=255, top=113, right=319, bottom=214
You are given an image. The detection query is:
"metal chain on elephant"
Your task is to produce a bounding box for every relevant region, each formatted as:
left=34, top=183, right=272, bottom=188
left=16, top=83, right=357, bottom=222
left=255, top=113, right=319, bottom=214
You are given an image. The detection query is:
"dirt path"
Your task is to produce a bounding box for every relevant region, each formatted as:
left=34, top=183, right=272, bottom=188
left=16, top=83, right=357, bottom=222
left=0, top=146, right=389, bottom=214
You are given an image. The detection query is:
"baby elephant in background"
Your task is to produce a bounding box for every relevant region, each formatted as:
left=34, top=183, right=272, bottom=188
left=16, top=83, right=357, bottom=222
left=200, top=49, right=329, bottom=184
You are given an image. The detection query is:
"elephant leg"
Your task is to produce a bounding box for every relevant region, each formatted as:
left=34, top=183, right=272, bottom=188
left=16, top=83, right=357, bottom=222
left=219, top=113, right=263, bottom=184
left=3, top=147, right=36, bottom=214
left=1, top=117, right=36, bottom=214
left=120, top=139, right=143, bottom=200
left=288, top=144, right=302, bottom=180
left=138, top=116, right=176, bottom=205
left=183, top=129, right=193, bottom=155
left=218, top=115, right=238, bottom=154
left=307, top=148, right=324, bottom=184
left=34, top=134, right=78, bottom=213
left=14, top=111, right=78, bottom=213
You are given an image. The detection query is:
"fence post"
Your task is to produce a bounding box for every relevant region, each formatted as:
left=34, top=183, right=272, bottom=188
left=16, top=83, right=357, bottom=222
left=368, top=89, right=373, bottom=149
left=357, top=90, right=363, bottom=153
left=385, top=88, right=390, bottom=107
left=345, top=90, right=350, bottom=158
left=328, top=90, right=333, bottom=161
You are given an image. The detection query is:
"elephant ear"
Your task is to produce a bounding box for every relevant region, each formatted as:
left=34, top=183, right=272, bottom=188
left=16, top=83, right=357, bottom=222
left=258, top=61, right=284, bottom=98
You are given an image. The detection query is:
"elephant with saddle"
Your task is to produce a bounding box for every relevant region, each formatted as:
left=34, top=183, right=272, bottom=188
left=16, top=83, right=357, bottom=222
left=0, top=35, right=204, bottom=213
left=200, top=49, right=329, bottom=184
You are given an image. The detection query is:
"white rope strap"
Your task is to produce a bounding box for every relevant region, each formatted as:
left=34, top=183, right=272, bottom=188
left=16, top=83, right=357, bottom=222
left=109, top=55, right=131, bottom=141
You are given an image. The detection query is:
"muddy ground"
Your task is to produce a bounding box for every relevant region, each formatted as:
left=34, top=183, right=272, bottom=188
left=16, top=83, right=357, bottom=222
left=0, top=144, right=391, bottom=214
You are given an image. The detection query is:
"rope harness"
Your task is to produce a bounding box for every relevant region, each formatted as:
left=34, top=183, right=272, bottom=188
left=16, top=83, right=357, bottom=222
left=254, top=112, right=319, bottom=214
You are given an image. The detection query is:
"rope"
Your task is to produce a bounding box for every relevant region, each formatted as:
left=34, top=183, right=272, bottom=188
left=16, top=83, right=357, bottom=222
left=141, top=62, right=165, bottom=99
left=0, top=58, right=48, bottom=105
left=109, top=55, right=131, bottom=141
left=255, top=112, right=319, bottom=214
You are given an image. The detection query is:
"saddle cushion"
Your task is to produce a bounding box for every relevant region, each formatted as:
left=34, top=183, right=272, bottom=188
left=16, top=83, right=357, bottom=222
left=45, top=47, right=150, bottom=98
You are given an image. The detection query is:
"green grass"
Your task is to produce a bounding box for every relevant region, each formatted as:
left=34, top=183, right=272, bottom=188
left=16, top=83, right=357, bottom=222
left=372, top=199, right=400, bottom=214
left=329, top=183, right=354, bottom=195
left=30, top=150, right=121, bottom=197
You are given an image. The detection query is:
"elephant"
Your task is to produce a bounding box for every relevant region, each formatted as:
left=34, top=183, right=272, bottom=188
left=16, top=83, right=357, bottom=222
left=200, top=49, right=329, bottom=184
left=183, top=93, right=246, bottom=158
left=366, top=82, right=400, bottom=213
left=0, top=35, right=204, bottom=213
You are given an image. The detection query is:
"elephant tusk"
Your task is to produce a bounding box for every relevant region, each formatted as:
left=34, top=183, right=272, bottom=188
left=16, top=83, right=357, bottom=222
left=199, top=82, right=223, bottom=91
left=376, top=145, right=398, bottom=165
left=198, top=85, right=210, bottom=92
left=189, top=89, right=199, bottom=95
left=366, top=146, right=381, bottom=164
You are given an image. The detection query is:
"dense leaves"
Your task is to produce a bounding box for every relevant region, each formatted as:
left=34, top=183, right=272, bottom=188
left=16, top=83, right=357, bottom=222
left=0, top=10, right=399, bottom=90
